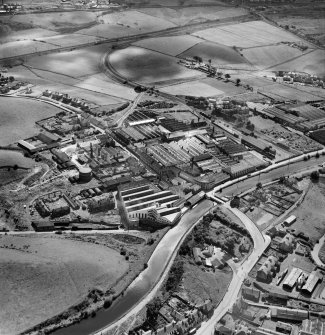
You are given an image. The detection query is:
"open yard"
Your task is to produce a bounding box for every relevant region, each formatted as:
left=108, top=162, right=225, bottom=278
left=0, top=234, right=128, bottom=335
left=132, top=35, right=202, bottom=57
left=178, top=41, right=249, bottom=66
left=0, top=96, right=61, bottom=146
left=193, top=20, right=303, bottom=48
left=108, top=46, right=199, bottom=84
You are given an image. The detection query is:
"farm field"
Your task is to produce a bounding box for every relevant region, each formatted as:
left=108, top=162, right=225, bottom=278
left=25, top=43, right=111, bottom=78
left=178, top=41, right=248, bottom=66
left=6, top=11, right=100, bottom=31
left=242, top=44, right=307, bottom=69
left=79, top=10, right=176, bottom=39
left=137, top=6, right=248, bottom=26
left=290, top=181, right=325, bottom=245
left=200, top=77, right=247, bottom=96
left=0, top=40, right=57, bottom=59
left=160, top=81, right=224, bottom=97
left=35, top=33, right=100, bottom=48
left=132, top=35, right=202, bottom=57
left=0, top=96, right=61, bottom=146
left=75, top=76, right=137, bottom=100
left=268, top=49, right=325, bottom=78
left=0, top=28, right=57, bottom=43
left=193, top=20, right=303, bottom=48
left=0, top=234, right=128, bottom=335
left=108, top=46, right=199, bottom=84
left=259, top=83, right=321, bottom=102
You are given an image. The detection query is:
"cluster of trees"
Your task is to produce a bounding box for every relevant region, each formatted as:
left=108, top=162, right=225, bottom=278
left=230, top=196, right=240, bottom=208
left=146, top=297, right=163, bottom=327
left=165, top=260, right=184, bottom=293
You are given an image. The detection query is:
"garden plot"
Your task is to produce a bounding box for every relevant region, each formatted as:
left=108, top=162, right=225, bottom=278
left=160, top=81, right=224, bottom=97
left=268, top=49, right=325, bottom=78
left=243, top=44, right=306, bottom=69
left=137, top=6, right=247, bottom=26
left=193, top=20, right=303, bottom=48
left=178, top=41, right=249, bottom=66
left=75, top=76, right=137, bottom=100
left=0, top=40, right=57, bottom=59
left=108, top=46, right=199, bottom=84
left=132, top=35, right=202, bottom=57
left=25, top=43, right=110, bottom=78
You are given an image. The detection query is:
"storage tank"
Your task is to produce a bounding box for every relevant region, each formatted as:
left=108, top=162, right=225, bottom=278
left=78, top=166, right=92, bottom=182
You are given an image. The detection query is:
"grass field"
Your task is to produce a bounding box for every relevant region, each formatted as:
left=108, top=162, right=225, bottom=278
left=259, top=82, right=321, bottom=102
left=178, top=41, right=248, bottom=65
left=35, top=33, right=100, bottom=48
left=0, top=96, right=61, bottom=146
left=290, top=181, right=325, bottom=245
left=200, top=77, right=246, bottom=96
left=79, top=10, right=176, bottom=39
left=193, top=20, right=303, bottom=48
left=75, top=76, right=137, bottom=100
left=132, top=35, right=202, bottom=57
left=243, top=44, right=306, bottom=69
left=0, top=28, right=57, bottom=43
left=268, top=49, right=325, bottom=78
left=0, top=40, right=57, bottom=59
left=108, top=46, right=199, bottom=84
left=160, top=80, right=224, bottom=97
left=25, top=43, right=111, bottom=78
left=137, top=6, right=247, bottom=26
left=0, top=234, right=128, bottom=335
left=8, top=11, right=99, bottom=31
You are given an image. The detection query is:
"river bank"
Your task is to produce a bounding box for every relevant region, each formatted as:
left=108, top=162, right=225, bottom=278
left=19, top=229, right=168, bottom=335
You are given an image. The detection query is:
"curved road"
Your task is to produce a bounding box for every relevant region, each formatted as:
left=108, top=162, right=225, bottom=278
left=196, top=203, right=271, bottom=335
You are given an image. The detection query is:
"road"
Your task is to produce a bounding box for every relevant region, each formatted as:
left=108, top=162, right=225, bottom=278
left=115, top=92, right=145, bottom=127
left=196, top=203, right=271, bottom=335
left=215, top=155, right=325, bottom=197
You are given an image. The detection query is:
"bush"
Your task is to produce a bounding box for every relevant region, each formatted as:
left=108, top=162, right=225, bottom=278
left=103, top=298, right=112, bottom=309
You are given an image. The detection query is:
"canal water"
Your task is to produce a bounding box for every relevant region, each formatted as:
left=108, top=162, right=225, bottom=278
left=55, top=200, right=212, bottom=335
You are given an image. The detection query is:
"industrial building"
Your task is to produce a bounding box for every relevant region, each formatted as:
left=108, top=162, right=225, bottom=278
left=282, top=267, right=302, bottom=290
left=302, top=271, right=322, bottom=294
left=118, top=181, right=180, bottom=227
